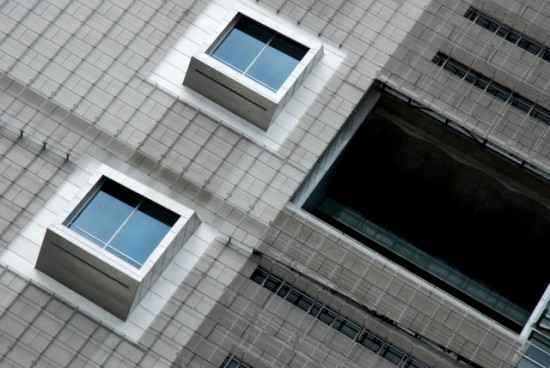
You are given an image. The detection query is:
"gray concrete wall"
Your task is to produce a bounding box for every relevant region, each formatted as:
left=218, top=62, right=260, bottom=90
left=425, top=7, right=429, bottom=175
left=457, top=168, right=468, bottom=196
left=0, top=0, right=548, bottom=367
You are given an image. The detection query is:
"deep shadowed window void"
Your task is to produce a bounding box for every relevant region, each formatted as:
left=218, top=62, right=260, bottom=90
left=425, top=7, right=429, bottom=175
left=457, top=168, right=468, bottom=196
left=67, top=179, right=179, bottom=269
left=299, top=84, right=550, bottom=332
left=210, top=15, right=309, bottom=91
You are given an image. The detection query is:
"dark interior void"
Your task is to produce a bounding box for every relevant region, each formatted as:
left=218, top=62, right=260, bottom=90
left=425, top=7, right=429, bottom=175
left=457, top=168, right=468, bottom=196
left=303, top=92, right=550, bottom=332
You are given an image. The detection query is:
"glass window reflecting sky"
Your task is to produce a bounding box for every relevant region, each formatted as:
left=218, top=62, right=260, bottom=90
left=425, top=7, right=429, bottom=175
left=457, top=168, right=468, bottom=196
left=211, top=15, right=308, bottom=91
left=68, top=180, right=179, bottom=268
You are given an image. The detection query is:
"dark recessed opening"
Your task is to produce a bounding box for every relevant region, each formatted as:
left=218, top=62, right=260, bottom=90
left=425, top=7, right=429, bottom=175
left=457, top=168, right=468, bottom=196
left=303, top=90, right=550, bottom=332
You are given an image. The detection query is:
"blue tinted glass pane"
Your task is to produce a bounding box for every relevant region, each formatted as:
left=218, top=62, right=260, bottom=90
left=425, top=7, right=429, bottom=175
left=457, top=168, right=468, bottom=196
left=69, top=191, right=133, bottom=245
left=211, top=27, right=265, bottom=72
left=109, top=206, right=172, bottom=267
left=69, top=226, right=100, bottom=245
left=247, top=47, right=299, bottom=90
left=105, top=246, right=141, bottom=269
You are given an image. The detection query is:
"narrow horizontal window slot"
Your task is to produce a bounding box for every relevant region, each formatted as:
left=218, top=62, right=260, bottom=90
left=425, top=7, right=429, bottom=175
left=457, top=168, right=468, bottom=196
left=250, top=267, right=460, bottom=368
left=464, top=7, right=550, bottom=61
left=432, top=52, right=550, bottom=125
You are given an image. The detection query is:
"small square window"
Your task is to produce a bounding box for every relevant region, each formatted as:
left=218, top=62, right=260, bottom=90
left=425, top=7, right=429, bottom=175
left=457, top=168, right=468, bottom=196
left=67, top=179, right=179, bottom=269
left=210, top=15, right=309, bottom=91
left=36, top=172, right=201, bottom=320
left=183, top=11, right=323, bottom=131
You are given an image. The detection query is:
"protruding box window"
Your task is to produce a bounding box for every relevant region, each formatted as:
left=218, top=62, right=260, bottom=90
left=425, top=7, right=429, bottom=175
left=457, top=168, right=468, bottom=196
left=36, top=173, right=201, bottom=320
left=183, top=12, right=323, bottom=131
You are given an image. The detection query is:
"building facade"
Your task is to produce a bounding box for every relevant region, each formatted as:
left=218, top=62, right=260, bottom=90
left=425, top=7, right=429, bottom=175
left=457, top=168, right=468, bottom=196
left=0, top=0, right=549, bottom=367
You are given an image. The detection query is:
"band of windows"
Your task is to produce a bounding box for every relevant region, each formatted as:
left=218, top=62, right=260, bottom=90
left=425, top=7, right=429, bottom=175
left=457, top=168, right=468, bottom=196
left=251, top=268, right=428, bottom=368
left=432, top=52, right=550, bottom=125
left=464, top=7, right=550, bottom=61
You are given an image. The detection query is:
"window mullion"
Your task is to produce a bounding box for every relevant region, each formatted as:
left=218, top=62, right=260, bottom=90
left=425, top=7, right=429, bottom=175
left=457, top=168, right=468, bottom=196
left=244, top=33, right=274, bottom=75
left=105, top=198, right=144, bottom=248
